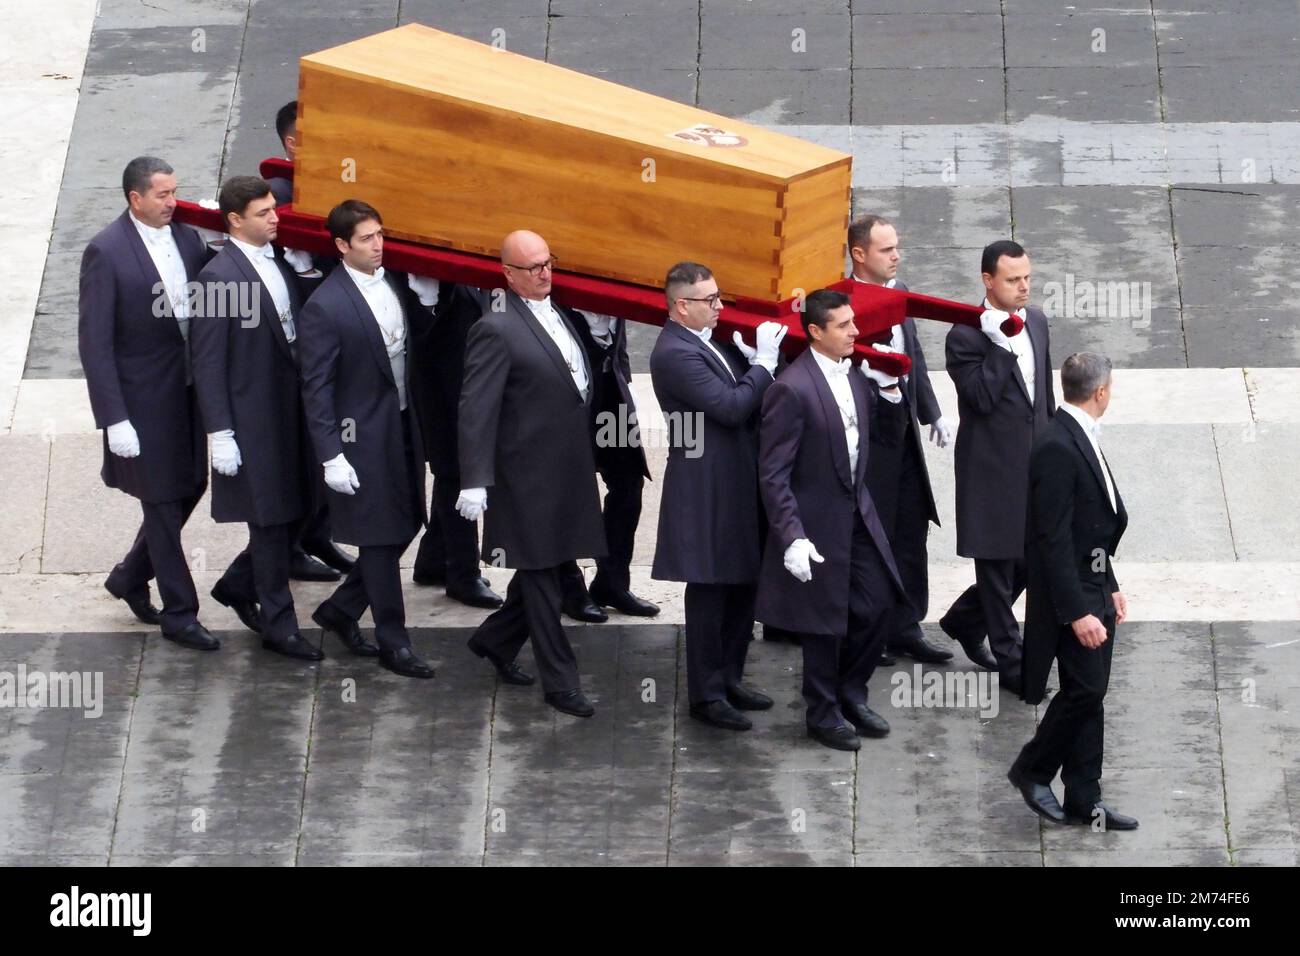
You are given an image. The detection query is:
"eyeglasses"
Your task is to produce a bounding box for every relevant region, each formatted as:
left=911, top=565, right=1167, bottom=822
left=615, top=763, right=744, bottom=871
left=504, top=256, right=558, bottom=278
left=678, top=293, right=723, bottom=308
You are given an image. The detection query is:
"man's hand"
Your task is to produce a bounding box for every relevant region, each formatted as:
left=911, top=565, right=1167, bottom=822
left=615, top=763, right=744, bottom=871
left=106, top=420, right=141, bottom=458
left=929, top=415, right=955, bottom=448
left=753, top=321, right=788, bottom=372
left=209, top=430, right=241, bottom=477
left=782, top=538, right=824, bottom=583
left=578, top=310, right=616, bottom=345
left=1071, top=613, right=1109, bottom=649
left=1113, top=591, right=1128, bottom=626
left=283, top=247, right=320, bottom=277
left=407, top=274, right=441, bottom=308
left=456, top=487, right=488, bottom=522
left=323, top=454, right=360, bottom=495
left=731, top=331, right=757, bottom=361
left=859, top=342, right=901, bottom=390
left=979, top=308, right=1013, bottom=350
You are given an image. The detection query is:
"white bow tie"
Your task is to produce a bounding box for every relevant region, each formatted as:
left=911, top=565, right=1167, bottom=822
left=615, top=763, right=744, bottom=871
left=142, top=227, right=169, bottom=244
left=697, top=327, right=712, bottom=343
left=827, top=358, right=851, bottom=376
left=356, top=267, right=386, bottom=289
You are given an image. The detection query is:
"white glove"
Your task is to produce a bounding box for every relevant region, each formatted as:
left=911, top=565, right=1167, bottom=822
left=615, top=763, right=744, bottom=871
left=578, top=310, right=616, bottom=346
left=323, top=453, right=360, bottom=495
left=979, top=308, right=1013, bottom=350
left=407, top=274, right=441, bottom=308
left=197, top=198, right=219, bottom=210
left=860, top=343, right=901, bottom=391
left=106, top=419, right=140, bottom=458
left=754, top=321, right=787, bottom=373
left=731, top=331, right=757, bottom=362
left=209, top=430, right=241, bottom=476
left=456, top=487, right=487, bottom=522
left=782, top=538, right=824, bottom=583
left=282, top=247, right=316, bottom=275
left=929, top=415, right=955, bottom=448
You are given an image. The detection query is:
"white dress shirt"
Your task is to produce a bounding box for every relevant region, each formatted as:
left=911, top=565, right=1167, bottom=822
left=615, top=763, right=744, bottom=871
left=984, top=298, right=1035, bottom=404
left=683, top=323, right=737, bottom=383
left=228, top=235, right=295, bottom=344
left=344, top=262, right=408, bottom=410
left=811, top=347, right=860, bottom=476
left=523, top=296, right=589, bottom=398
left=1057, top=402, right=1116, bottom=512
left=131, top=211, right=190, bottom=323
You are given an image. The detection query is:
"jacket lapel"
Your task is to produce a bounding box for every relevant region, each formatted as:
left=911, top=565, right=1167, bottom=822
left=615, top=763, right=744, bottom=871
left=850, top=370, right=871, bottom=487
left=338, top=268, right=396, bottom=385
left=670, top=320, right=736, bottom=384
left=510, top=293, right=585, bottom=402
left=1060, top=410, right=1114, bottom=513
left=226, top=243, right=294, bottom=360
left=119, top=213, right=183, bottom=340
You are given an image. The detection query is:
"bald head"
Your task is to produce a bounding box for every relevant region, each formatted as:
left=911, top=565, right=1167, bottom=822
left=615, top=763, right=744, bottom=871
left=500, top=230, right=555, bottom=300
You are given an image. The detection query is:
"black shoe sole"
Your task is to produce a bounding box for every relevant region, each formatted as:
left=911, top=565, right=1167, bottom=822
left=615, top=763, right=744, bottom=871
left=446, top=591, right=505, bottom=609
left=547, top=700, right=595, bottom=718
left=378, top=659, right=436, bottom=679
left=261, top=639, right=324, bottom=662
left=690, top=711, right=752, bottom=731
left=807, top=729, right=860, bottom=751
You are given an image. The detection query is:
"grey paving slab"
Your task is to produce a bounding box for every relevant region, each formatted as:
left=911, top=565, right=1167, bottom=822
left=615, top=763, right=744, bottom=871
left=1044, top=848, right=1230, bottom=865
left=700, top=13, right=852, bottom=71
left=1008, top=66, right=1160, bottom=123
left=855, top=185, right=1011, bottom=247
left=1171, top=185, right=1300, bottom=249
left=547, top=15, right=699, bottom=72
left=851, top=67, right=1006, bottom=125
left=483, top=767, right=670, bottom=864
left=93, top=0, right=251, bottom=30
left=1099, top=425, right=1236, bottom=563
left=670, top=769, right=855, bottom=865
left=698, top=69, right=848, bottom=125
left=1184, top=307, right=1300, bottom=368
left=0, top=770, right=123, bottom=859
left=703, top=0, right=849, bottom=13
left=1003, top=12, right=1156, bottom=69
left=856, top=1, right=1001, bottom=11
left=1179, top=244, right=1300, bottom=310
left=548, top=0, right=686, bottom=15
left=110, top=853, right=296, bottom=865
left=47, top=187, right=129, bottom=257
left=0, top=436, right=47, bottom=575
left=33, top=250, right=79, bottom=327
left=852, top=14, right=1004, bottom=69
left=856, top=850, right=1043, bottom=865
left=248, top=0, right=399, bottom=21
left=1160, top=64, right=1300, bottom=123
left=84, top=25, right=244, bottom=78
left=1154, top=9, right=1300, bottom=66
left=1214, top=424, right=1300, bottom=561
left=1009, top=1, right=1151, bottom=10
left=22, top=312, right=81, bottom=379
left=62, top=71, right=234, bottom=192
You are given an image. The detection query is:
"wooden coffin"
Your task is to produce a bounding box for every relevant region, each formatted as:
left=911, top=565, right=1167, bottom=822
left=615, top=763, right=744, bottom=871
left=294, top=24, right=852, bottom=302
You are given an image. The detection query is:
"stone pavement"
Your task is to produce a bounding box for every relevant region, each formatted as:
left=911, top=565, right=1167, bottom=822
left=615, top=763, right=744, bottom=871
left=0, top=1, right=1297, bottom=865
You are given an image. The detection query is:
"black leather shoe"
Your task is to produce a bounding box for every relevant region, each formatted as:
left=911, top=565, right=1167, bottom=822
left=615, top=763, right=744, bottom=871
left=842, top=702, right=890, bottom=738
left=302, top=539, right=355, bottom=573
left=378, top=646, right=435, bottom=679
left=940, top=619, right=999, bottom=670
left=1007, top=766, right=1067, bottom=823
left=311, top=603, right=379, bottom=657
left=210, top=581, right=262, bottom=634
left=888, top=636, right=954, bottom=663
left=289, top=549, right=340, bottom=582
left=545, top=689, right=595, bottom=718
left=878, top=648, right=897, bottom=666
left=589, top=582, right=660, bottom=617
left=690, top=700, right=752, bottom=730
left=763, top=626, right=802, bottom=644
left=562, top=596, right=608, bottom=624
left=105, top=582, right=160, bottom=625
left=446, top=577, right=505, bottom=609
left=808, top=723, right=860, bottom=751
left=263, top=631, right=325, bottom=661
left=1064, top=800, right=1139, bottom=830
left=162, top=621, right=220, bottom=651
left=726, top=683, right=773, bottom=711
left=467, top=636, right=535, bottom=685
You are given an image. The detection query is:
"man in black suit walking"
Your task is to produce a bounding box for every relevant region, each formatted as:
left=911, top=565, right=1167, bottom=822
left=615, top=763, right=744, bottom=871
left=649, top=261, right=783, bottom=731
left=755, top=290, right=908, bottom=751
left=848, top=214, right=953, bottom=665
left=456, top=230, right=609, bottom=718
left=298, top=200, right=436, bottom=678
left=1008, top=353, right=1136, bottom=830
left=558, top=303, right=660, bottom=622
left=940, top=240, right=1056, bottom=694
left=190, top=175, right=323, bottom=661
left=79, top=156, right=217, bottom=650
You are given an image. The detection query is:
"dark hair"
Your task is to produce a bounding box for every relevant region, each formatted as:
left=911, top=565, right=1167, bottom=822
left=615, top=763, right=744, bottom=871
left=122, top=156, right=173, bottom=202
left=665, top=261, right=714, bottom=308
left=327, top=199, right=383, bottom=244
left=801, top=289, right=851, bottom=339
left=218, top=175, right=274, bottom=225
left=1061, top=352, right=1113, bottom=403
left=981, top=239, right=1027, bottom=277
left=275, top=101, right=298, bottom=146
left=848, top=214, right=891, bottom=252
